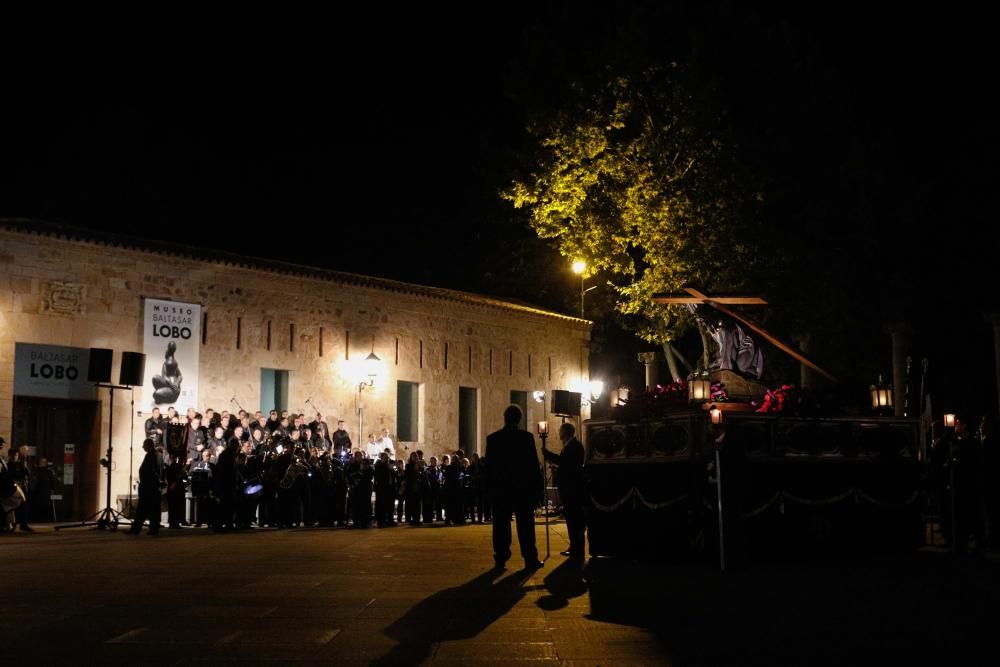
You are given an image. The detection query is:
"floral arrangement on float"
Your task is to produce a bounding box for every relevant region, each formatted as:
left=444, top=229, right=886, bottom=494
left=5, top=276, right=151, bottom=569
left=753, top=383, right=799, bottom=414
left=612, top=379, right=688, bottom=422
left=610, top=378, right=843, bottom=421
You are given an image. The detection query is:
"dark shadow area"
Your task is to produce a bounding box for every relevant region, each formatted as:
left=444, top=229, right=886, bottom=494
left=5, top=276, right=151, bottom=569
left=373, top=568, right=531, bottom=665
left=536, top=558, right=588, bottom=611
left=582, top=551, right=1000, bottom=665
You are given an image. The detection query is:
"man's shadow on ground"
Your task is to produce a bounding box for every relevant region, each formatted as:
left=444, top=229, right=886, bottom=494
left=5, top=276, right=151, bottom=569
left=373, top=567, right=533, bottom=665
left=535, top=558, right=588, bottom=611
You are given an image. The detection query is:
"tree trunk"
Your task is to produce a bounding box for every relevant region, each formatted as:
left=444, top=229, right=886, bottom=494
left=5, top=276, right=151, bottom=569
left=661, top=341, right=682, bottom=383
left=657, top=318, right=683, bottom=383
left=668, top=343, right=692, bottom=373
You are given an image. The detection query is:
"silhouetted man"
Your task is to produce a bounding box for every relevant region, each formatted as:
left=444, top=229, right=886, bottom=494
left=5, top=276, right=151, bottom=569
left=129, top=438, right=163, bottom=535
left=543, top=422, right=586, bottom=560
left=485, top=404, right=543, bottom=570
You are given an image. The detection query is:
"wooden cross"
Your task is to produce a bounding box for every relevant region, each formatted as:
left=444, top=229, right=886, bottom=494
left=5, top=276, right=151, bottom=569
left=653, top=285, right=837, bottom=382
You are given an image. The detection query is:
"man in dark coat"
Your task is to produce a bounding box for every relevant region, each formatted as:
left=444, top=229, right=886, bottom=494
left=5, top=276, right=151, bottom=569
left=144, top=408, right=165, bottom=447
left=484, top=405, right=543, bottom=570
left=332, top=419, right=352, bottom=452
left=165, top=454, right=188, bottom=528
left=213, top=439, right=239, bottom=531
left=543, top=422, right=586, bottom=560
left=373, top=452, right=396, bottom=527
left=129, top=439, right=163, bottom=535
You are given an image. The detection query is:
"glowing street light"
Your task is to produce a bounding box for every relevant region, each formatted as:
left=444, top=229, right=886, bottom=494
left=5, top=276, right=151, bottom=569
left=589, top=379, right=605, bottom=401
left=571, top=259, right=595, bottom=318
left=358, top=340, right=382, bottom=451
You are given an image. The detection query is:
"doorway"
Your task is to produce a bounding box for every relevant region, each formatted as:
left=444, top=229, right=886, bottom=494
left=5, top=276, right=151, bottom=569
left=11, top=396, right=101, bottom=520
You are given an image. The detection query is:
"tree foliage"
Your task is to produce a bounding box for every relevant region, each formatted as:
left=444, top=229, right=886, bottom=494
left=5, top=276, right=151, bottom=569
left=504, top=65, right=761, bottom=376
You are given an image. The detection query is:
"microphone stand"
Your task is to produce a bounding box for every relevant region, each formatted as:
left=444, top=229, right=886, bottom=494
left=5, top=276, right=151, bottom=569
left=305, top=397, right=324, bottom=431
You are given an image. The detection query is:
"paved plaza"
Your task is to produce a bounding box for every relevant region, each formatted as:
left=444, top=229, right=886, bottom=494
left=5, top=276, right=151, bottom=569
left=1, top=521, right=997, bottom=665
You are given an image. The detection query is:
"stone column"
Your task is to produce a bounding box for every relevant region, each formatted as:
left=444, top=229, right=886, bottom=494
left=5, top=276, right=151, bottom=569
left=886, top=322, right=909, bottom=417
left=638, top=351, right=659, bottom=390
left=991, top=315, right=1000, bottom=418
left=793, top=334, right=815, bottom=390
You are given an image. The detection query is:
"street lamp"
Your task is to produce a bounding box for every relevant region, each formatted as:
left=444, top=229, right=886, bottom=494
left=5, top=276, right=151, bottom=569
left=709, top=405, right=724, bottom=425
left=357, top=341, right=382, bottom=448
left=571, top=259, right=596, bottom=318
left=870, top=374, right=893, bottom=414
left=589, top=380, right=605, bottom=402
left=572, top=377, right=605, bottom=408
left=610, top=385, right=630, bottom=407
left=689, top=373, right=711, bottom=403
left=363, top=347, right=381, bottom=385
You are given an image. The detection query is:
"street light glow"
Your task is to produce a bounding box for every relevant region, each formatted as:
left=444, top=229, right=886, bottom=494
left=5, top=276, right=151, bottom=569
left=589, top=380, right=605, bottom=400
left=572, top=259, right=586, bottom=275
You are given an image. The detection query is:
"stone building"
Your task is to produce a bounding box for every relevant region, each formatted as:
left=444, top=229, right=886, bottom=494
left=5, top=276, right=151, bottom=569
left=0, top=220, right=591, bottom=520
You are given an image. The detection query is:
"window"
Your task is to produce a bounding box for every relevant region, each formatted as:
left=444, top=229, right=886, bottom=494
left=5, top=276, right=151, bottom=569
left=397, top=380, right=420, bottom=442
left=510, top=390, right=528, bottom=430
left=260, top=369, right=289, bottom=412
left=459, top=386, right=479, bottom=454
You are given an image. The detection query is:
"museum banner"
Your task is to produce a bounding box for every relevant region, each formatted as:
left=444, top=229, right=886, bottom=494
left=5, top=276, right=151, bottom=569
left=13, top=343, right=98, bottom=400
left=142, top=298, right=200, bottom=410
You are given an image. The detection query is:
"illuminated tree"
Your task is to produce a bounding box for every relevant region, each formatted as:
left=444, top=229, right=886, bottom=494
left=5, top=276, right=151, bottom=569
left=504, top=65, right=761, bottom=380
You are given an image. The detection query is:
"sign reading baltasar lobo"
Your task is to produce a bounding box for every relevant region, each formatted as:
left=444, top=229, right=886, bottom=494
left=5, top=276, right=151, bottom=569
left=142, top=298, right=200, bottom=410
left=14, top=343, right=98, bottom=400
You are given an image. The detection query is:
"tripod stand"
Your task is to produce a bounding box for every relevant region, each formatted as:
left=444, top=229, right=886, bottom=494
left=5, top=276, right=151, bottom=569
left=57, top=383, right=135, bottom=531
left=119, top=387, right=137, bottom=519
left=540, top=430, right=551, bottom=561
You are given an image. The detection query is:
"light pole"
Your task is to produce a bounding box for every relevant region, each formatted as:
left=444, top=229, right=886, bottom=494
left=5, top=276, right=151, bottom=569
left=537, top=420, right=550, bottom=561
left=572, top=259, right=596, bottom=318
left=357, top=343, right=382, bottom=447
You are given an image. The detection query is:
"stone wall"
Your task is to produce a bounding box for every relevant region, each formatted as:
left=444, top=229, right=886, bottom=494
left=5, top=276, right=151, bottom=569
left=0, top=226, right=591, bottom=509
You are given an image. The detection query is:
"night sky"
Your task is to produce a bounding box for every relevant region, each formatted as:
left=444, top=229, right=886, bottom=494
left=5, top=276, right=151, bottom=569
left=3, top=3, right=998, bottom=414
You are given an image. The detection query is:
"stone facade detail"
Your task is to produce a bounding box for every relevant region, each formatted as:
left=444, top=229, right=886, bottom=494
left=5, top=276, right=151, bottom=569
left=0, top=226, right=591, bottom=511
left=42, top=281, right=87, bottom=315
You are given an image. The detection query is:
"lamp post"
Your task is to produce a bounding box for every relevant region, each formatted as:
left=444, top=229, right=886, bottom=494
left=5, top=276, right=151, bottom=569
left=689, top=373, right=711, bottom=403
left=537, top=420, right=550, bottom=560
left=357, top=343, right=381, bottom=448
left=572, top=259, right=596, bottom=318
left=870, top=375, right=894, bottom=415
left=942, top=412, right=957, bottom=553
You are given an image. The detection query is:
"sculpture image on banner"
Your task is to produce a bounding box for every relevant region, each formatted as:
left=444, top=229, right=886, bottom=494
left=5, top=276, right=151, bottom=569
left=142, top=298, right=200, bottom=409
left=152, top=340, right=183, bottom=403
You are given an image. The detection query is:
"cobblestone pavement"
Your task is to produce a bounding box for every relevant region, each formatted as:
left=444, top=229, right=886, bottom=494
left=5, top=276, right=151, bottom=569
left=1, top=521, right=997, bottom=665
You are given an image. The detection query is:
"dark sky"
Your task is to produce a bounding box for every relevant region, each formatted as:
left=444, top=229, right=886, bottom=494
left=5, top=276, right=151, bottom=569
left=3, top=3, right=998, bottom=411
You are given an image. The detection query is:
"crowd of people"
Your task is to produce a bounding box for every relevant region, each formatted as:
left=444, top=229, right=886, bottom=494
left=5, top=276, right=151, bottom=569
left=126, top=406, right=498, bottom=535
left=2, top=402, right=586, bottom=570
left=0, top=437, right=56, bottom=532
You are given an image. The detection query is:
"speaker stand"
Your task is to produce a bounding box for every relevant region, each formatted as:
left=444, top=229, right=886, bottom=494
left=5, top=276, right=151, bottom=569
left=56, top=383, right=134, bottom=531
